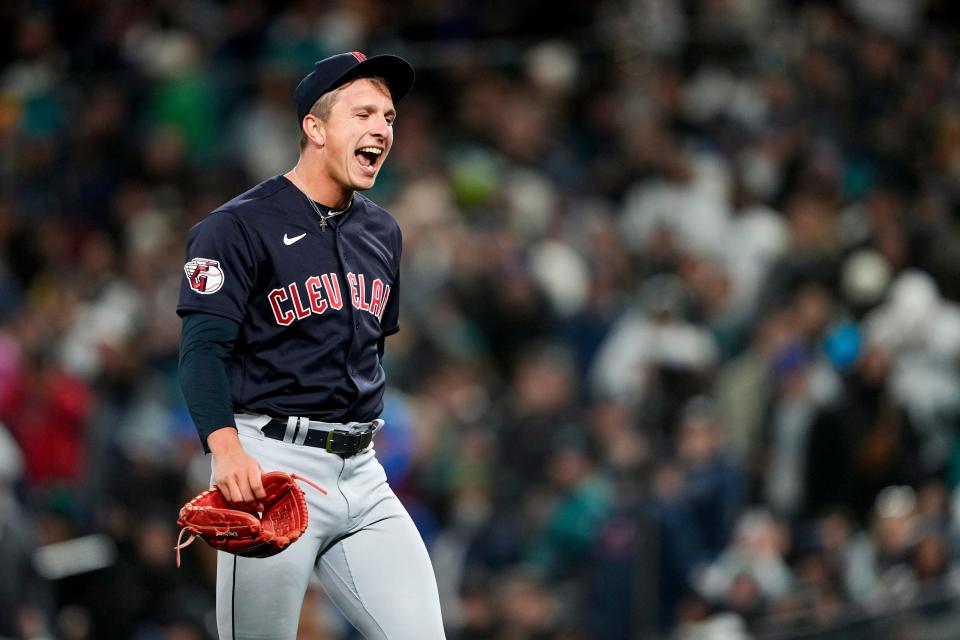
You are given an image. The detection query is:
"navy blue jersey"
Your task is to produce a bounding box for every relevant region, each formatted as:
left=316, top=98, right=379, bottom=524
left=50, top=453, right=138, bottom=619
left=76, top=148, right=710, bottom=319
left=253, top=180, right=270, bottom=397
left=177, top=175, right=401, bottom=423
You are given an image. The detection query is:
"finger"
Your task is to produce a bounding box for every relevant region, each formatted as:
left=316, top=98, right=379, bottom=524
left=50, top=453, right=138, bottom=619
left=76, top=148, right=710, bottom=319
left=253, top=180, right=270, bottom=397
left=218, top=478, right=242, bottom=504
left=237, top=478, right=256, bottom=505
left=249, top=470, right=267, bottom=501
left=244, top=465, right=265, bottom=511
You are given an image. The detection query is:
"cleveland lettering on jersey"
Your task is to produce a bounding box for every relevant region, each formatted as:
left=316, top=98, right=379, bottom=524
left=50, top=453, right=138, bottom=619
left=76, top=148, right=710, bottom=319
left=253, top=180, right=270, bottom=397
left=268, top=271, right=391, bottom=326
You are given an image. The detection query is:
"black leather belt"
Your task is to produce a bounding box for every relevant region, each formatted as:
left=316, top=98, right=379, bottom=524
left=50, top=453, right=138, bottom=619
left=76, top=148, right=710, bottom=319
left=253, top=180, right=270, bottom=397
left=262, top=419, right=374, bottom=456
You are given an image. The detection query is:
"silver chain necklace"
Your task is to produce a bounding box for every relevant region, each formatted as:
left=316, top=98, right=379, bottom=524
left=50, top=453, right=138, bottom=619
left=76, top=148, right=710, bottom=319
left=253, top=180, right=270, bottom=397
left=289, top=168, right=351, bottom=232
left=305, top=194, right=350, bottom=232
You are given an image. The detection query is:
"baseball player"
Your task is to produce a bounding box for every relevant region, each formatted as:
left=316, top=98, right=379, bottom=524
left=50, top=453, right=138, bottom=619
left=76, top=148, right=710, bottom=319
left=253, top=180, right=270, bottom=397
left=177, top=52, right=445, bottom=639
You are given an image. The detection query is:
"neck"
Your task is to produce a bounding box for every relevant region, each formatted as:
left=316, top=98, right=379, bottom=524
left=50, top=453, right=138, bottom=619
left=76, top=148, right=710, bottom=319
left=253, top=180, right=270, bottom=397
left=286, top=159, right=353, bottom=210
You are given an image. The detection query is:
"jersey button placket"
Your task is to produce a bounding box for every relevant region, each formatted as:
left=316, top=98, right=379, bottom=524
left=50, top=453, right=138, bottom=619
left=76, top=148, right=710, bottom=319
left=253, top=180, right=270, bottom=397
left=334, top=222, right=360, bottom=382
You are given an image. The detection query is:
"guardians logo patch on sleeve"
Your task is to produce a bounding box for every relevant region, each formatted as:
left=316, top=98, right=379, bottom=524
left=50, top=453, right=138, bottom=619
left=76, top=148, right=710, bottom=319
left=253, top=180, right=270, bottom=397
left=184, top=258, right=225, bottom=294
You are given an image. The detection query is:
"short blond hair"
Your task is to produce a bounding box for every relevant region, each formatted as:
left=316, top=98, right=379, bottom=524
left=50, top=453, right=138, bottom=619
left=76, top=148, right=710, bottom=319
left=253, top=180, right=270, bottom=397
left=299, top=76, right=391, bottom=149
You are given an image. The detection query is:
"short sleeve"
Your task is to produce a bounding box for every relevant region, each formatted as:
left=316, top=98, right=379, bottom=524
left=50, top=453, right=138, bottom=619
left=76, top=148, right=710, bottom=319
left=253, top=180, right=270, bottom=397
left=177, top=211, right=257, bottom=323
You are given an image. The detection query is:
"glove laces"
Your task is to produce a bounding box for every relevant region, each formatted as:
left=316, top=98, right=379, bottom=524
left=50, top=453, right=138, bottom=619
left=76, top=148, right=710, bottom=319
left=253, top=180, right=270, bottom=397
left=175, top=528, right=197, bottom=568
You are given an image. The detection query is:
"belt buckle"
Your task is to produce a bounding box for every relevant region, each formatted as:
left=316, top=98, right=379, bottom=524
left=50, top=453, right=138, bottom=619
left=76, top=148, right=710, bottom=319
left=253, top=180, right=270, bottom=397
left=324, top=429, right=353, bottom=454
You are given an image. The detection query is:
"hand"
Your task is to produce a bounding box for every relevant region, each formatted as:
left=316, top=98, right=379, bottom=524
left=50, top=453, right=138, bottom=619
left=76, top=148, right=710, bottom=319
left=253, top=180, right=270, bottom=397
left=207, top=427, right=267, bottom=511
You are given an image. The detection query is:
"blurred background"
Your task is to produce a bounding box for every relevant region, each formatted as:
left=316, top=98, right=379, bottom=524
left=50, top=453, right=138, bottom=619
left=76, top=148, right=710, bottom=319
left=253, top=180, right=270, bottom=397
left=2, top=0, right=960, bottom=639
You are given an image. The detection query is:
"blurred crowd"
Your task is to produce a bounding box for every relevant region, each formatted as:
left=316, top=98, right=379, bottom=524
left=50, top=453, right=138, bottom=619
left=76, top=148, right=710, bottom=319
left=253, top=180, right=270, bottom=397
left=2, top=0, right=960, bottom=639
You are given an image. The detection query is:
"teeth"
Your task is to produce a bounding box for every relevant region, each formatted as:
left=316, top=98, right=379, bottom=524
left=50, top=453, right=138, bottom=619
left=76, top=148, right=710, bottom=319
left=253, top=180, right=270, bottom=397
left=358, top=147, right=382, bottom=155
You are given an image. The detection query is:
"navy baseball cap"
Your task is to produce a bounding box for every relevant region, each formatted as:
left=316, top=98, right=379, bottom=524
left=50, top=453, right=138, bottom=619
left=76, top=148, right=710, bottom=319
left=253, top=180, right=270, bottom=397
left=295, top=51, right=415, bottom=124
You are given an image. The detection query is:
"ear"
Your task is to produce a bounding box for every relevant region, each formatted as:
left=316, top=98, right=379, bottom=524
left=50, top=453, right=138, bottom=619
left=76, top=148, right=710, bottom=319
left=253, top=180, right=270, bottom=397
left=302, top=115, right=325, bottom=147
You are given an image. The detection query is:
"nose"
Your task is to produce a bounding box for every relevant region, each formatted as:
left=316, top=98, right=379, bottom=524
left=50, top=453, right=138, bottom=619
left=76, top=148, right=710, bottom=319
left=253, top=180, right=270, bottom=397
left=370, top=114, right=391, bottom=138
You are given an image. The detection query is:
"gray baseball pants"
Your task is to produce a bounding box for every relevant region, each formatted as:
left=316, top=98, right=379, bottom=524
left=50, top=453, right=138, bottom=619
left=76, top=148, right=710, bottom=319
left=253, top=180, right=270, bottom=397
left=212, top=414, right=446, bottom=639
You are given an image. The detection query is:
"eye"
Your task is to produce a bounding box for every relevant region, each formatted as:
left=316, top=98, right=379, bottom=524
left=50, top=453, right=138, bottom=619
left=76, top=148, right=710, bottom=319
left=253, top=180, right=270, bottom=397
left=357, top=112, right=369, bottom=119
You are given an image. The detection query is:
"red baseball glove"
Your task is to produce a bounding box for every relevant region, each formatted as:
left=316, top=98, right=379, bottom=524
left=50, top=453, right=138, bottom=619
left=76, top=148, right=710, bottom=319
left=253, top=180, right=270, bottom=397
left=175, top=471, right=325, bottom=567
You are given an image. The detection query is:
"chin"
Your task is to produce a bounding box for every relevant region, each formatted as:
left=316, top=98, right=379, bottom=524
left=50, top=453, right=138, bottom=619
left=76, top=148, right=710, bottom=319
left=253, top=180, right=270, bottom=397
left=352, top=176, right=378, bottom=191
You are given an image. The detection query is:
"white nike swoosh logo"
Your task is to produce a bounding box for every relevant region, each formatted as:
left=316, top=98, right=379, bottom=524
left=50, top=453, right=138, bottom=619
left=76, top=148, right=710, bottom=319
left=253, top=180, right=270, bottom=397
left=283, top=232, right=307, bottom=246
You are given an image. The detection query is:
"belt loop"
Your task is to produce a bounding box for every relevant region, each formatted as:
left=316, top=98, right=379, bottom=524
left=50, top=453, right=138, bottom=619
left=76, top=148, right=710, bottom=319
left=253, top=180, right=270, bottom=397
left=283, top=416, right=297, bottom=443
left=294, top=417, right=310, bottom=446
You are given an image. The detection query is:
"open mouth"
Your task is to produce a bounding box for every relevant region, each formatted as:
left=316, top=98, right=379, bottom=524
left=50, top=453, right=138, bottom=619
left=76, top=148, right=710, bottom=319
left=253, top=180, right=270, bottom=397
left=355, top=146, right=383, bottom=173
